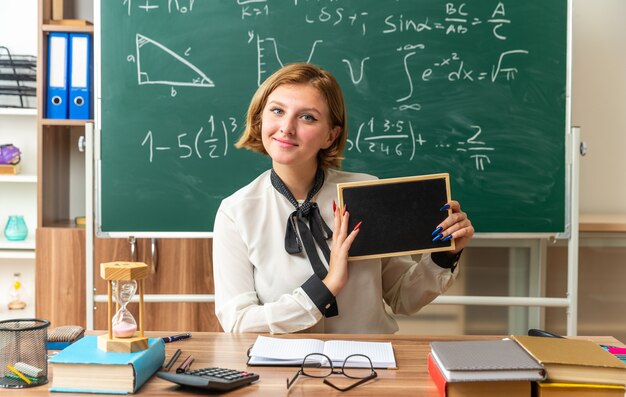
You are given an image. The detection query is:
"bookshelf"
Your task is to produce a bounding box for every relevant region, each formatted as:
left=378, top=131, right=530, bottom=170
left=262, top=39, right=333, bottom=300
left=35, top=0, right=92, bottom=327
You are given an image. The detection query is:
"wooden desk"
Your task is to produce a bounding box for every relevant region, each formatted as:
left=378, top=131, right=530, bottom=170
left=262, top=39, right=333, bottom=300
left=3, top=333, right=623, bottom=396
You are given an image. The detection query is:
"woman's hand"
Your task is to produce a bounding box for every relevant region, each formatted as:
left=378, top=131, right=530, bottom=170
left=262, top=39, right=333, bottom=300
left=323, top=201, right=361, bottom=296
left=433, top=200, right=474, bottom=253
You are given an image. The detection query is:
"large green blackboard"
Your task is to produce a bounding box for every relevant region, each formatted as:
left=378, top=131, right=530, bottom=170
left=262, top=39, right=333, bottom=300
left=98, top=0, right=568, bottom=235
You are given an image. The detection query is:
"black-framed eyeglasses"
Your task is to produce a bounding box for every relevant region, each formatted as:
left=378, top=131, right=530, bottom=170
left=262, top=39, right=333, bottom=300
left=286, top=353, right=378, bottom=392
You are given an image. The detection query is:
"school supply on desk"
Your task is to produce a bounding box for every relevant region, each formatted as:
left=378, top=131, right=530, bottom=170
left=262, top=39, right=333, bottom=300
left=49, top=335, right=165, bottom=394
left=427, top=354, right=531, bottom=397
left=6, top=364, right=32, bottom=385
left=511, top=335, right=626, bottom=385
left=161, top=349, right=181, bottom=372
left=156, top=367, right=259, bottom=392
left=11, top=362, right=43, bottom=378
left=0, top=318, right=50, bottom=389
left=533, top=381, right=625, bottom=397
left=46, top=32, right=69, bottom=119
left=68, top=33, right=92, bottom=119
left=528, top=328, right=565, bottom=338
left=47, top=325, right=85, bottom=350
left=337, top=173, right=453, bottom=260
left=176, top=355, right=194, bottom=374
left=429, top=339, right=545, bottom=382
left=606, top=346, right=626, bottom=364
left=162, top=332, right=191, bottom=343
left=247, top=335, right=396, bottom=369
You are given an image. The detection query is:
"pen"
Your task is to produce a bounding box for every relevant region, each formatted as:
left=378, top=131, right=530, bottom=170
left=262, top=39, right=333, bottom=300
left=176, top=355, right=194, bottom=374
left=162, top=333, right=192, bottom=343
left=162, top=348, right=182, bottom=371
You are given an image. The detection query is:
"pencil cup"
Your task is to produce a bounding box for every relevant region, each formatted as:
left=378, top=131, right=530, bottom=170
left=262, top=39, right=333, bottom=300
left=0, top=319, right=50, bottom=388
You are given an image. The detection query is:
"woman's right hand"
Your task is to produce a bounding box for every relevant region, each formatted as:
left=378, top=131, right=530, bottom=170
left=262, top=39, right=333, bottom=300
left=323, top=201, right=361, bottom=296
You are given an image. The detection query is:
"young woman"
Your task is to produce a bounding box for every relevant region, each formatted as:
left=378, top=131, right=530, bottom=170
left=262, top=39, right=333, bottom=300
left=213, top=63, right=474, bottom=334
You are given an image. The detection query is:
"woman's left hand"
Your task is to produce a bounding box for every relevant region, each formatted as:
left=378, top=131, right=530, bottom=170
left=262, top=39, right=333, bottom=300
left=434, top=200, right=474, bottom=253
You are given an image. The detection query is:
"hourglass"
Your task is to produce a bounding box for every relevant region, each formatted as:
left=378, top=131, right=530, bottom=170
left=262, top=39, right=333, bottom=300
left=98, top=262, right=149, bottom=353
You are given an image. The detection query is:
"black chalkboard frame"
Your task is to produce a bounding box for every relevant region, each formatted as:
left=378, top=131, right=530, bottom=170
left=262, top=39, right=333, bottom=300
left=338, top=173, right=455, bottom=261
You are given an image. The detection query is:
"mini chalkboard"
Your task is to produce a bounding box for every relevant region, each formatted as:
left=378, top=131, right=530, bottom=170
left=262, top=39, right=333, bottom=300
left=338, top=174, right=454, bottom=260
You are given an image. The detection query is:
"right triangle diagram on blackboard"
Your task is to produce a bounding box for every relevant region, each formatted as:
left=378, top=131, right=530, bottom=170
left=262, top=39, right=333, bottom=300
left=135, top=33, right=214, bottom=87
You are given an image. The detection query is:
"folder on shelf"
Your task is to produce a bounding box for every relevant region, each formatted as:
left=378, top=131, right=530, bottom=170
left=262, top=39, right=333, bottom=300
left=46, top=32, right=69, bottom=119
left=68, top=33, right=92, bottom=120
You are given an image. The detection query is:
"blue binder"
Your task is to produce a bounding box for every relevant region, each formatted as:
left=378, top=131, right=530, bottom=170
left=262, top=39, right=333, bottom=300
left=68, top=33, right=92, bottom=120
left=46, top=32, right=69, bottom=119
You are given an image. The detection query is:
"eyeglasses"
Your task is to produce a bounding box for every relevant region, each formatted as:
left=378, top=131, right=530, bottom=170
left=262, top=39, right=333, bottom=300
left=286, top=353, right=378, bottom=392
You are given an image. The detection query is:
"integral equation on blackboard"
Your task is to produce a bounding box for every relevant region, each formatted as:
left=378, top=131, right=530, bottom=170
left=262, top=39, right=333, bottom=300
left=120, top=1, right=537, bottom=172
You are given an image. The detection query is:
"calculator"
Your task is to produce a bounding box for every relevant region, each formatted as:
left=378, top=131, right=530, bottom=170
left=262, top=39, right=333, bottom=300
left=156, top=367, right=259, bottom=392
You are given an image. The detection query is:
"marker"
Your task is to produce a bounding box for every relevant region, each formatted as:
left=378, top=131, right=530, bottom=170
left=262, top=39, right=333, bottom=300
left=162, top=333, right=191, bottom=343
left=176, top=355, right=194, bottom=374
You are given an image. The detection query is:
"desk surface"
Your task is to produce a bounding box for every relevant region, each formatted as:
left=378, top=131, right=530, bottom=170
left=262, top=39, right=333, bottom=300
left=4, top=333, right=623, bottom=396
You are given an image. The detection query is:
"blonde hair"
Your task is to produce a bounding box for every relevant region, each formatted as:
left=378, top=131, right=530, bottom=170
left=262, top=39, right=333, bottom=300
left=236, top=63, right=347, bottom=169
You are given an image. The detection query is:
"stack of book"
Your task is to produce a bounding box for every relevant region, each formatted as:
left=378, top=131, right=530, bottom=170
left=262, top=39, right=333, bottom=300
left=428, top=339, right=545, bottom=397
left=428, top=337, right=626, bottom=397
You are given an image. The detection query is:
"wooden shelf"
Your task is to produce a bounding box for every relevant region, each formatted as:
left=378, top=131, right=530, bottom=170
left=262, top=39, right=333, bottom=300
left=580, top=213, right=626, bottom=233
left=42, top=118, right=93, bottom=126
left=41, top=220, right=85, bottom=229
left=42, top=24, right=93, bottom=33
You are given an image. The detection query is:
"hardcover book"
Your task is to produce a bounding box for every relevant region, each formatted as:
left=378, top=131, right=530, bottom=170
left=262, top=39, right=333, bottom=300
left=49, top=335, right=165, bottom=394
left=428, top=353, right=530, bottom=397
left=512, top=336, right=626, bottom=385
left=534, top=381, right=625, bottom=397
left=430, top=339, right=545, bottom=382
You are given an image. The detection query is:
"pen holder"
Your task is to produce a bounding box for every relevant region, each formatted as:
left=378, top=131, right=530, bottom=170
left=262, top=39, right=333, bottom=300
left=0, top=319, right=50, bottom=388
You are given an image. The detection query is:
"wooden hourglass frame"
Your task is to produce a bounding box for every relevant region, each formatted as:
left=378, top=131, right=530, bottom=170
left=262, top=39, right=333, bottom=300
left=97, top=262, right=149, bottom=353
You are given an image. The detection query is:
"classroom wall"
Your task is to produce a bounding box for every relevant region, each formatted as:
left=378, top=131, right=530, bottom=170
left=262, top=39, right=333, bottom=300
left=573, top=0, right=626, bottom=214
left=0, top=0, right=37, bottom=56
left=0, top=0, right=38, bottom=320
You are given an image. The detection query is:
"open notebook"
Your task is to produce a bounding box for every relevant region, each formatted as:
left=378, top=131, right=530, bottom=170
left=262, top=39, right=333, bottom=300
left=247, top=336, right=397, bottom=369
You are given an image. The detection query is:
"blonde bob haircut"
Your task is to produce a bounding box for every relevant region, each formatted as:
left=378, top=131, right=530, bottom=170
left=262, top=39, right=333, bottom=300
left=236, top=63, right=347, bottom=169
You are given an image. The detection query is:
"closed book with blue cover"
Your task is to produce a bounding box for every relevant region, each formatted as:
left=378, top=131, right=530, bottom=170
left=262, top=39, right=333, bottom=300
left=49, top=335, right=165, bottom=394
